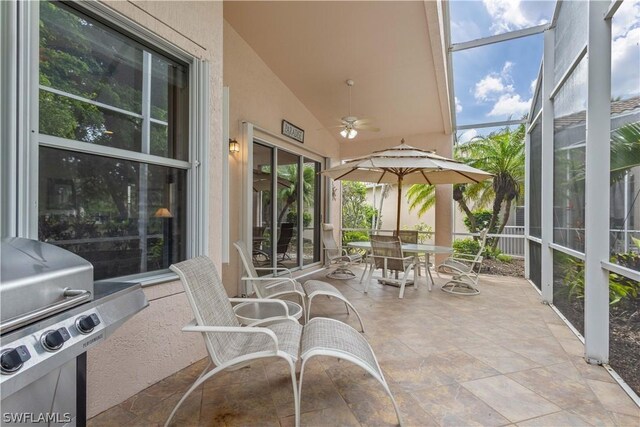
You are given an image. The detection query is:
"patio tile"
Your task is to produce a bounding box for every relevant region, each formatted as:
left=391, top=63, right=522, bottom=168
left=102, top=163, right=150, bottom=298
left=586, top=379, right=640, bottom=418
left=279, top=401, right=360, bottom=427
left=463, top=344, right=540, bottom=374
left=326, top=364, right=394, bottom=405
left=349, top=390, right=439, bottom=426
left=89, top=271, right=640, bottom=426
left=413, top=383, right=510, bottom=427
left=516, top=410, right=592, bottom=426
left=87, top=405, right=136, bottom=427
left=462, top=375, right=561, bottom=422
left=507, top=366, right=599, bottom=408
left=424, top=350, right=500, bottom=382
left=382, top=357, right=456, bottom=392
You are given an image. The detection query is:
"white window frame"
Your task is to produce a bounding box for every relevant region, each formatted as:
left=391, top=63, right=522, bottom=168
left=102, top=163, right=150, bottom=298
left=2, top=0, right=209, bottom=286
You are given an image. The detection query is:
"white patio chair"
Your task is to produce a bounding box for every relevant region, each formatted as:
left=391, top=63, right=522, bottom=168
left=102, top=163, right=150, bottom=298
left=167, top=256, right=402, bottom=427
left=436, top=229, right=489, bottom=295
left=234, top=241, right=365, bottom=332
left=166, top=256, right=302, bottom=427
left=366, top=235, right=416, bottom=299
left=321, top=223, right=362, bottom=280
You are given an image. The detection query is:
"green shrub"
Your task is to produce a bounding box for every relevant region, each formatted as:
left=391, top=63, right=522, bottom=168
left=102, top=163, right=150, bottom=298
left=496, top=253, right=512, bottom=262
left=453, top=238, right=480, bottom=255
left=463, top=210, right=495, bottom=233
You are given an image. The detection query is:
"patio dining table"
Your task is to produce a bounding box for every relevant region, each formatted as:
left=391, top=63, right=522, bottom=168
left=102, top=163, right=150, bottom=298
left=346, top=241, right=452, bottom=287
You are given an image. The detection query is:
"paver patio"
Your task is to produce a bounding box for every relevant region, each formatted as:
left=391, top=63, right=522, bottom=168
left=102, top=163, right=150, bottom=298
left=88, top=269, right=640, bottom=426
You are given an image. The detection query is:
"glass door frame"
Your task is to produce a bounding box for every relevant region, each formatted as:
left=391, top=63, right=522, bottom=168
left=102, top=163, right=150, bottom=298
left=242, top=122, right=325, bottom=283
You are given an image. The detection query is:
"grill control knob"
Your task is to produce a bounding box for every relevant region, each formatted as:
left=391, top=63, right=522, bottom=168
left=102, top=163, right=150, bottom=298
left=1, top=346, right=31, bottom=374
left=41, top=328, right=70, bottom=352
left=75, top=313, right=100, bottom=334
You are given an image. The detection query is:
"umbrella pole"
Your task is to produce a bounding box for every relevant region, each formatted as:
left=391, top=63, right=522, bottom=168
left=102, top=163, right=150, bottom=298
left=396, top=176, right=403, bottom=233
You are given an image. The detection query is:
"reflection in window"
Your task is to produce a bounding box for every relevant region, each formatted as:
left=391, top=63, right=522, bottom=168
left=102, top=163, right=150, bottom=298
left=38, top=148, right=186, bottom=280
left=38, top=1, right=190, bottom=280
left=39, top=1, right=189, bottom=160
left=553, top=57, right=587, bottom=252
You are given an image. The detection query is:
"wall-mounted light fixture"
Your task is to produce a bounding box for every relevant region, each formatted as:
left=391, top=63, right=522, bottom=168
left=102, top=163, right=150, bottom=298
left=229, top=138, right=240, bottom=153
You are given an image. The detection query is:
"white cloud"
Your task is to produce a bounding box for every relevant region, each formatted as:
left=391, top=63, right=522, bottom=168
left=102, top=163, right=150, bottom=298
left=455, top=97, right=463, bottom=113
left=488, top=93, right=531, bottom=117
left=475, top=75, right=513, bottom=101
left=530, top=78, right=537, bottom=95
left=457, top=129, right=478, bottom=144
left=474, top=61, right=515, bottom=101
left=611, top=1, right=640, bottom=98
left=483, top=0, right=550, bottom=34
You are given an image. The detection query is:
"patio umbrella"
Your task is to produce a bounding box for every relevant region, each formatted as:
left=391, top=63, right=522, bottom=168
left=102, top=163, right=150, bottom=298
left=322, top=139, right=492, bottom=232
left=252, top=169, right=293, bottom=192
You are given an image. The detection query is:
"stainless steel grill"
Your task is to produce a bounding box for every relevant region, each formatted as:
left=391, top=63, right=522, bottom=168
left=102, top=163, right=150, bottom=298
left=0, top=238, right=148, bottom=426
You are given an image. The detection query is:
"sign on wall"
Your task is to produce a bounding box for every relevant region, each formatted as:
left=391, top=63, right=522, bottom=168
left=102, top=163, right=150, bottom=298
left=281, top=120, right=304, bottom=143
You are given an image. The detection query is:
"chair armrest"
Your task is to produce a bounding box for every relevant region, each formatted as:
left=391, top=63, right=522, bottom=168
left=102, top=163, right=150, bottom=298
left=372, top=255, right=414, bottom=262
left=451, top=253, right=477, bottom=261
left=229, top=298, right=290, bottom=317
left=182, top=319, right=279, bottom=349
left=254, top=267, right=293, bottom=277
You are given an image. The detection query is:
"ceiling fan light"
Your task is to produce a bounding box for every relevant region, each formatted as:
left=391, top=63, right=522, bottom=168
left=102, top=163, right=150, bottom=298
left=340, top=128, right=349, bottom=138
left=348, top=129, right=357, bottom=139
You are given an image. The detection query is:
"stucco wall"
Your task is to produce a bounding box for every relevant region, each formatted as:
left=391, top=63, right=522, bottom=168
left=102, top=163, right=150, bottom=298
left=86, top=0, right=223, bottom=418
left=222, top=20, right=341, bottom=293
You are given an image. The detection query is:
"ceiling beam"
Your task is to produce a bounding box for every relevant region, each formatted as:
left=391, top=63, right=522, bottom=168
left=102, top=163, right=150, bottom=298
left=449, top=23, right=548, bottom=52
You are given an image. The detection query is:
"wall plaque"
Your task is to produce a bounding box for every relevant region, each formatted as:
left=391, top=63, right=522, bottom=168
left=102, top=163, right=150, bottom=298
left=281, top=120, right=304, bottom=143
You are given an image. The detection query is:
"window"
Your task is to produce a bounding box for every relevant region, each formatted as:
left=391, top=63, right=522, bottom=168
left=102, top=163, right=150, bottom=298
left=36, top=1, right=197, bottom=281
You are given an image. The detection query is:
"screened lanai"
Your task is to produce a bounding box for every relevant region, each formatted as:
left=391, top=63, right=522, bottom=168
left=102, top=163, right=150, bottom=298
left=447, top=0, right=640, bottom=404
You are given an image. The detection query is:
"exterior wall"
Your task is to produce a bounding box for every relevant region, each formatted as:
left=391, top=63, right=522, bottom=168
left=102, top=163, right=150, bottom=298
left=365, top=185, right=436, bottom=240
left=222, top=20, right=341, bottom=292
left=341, top=132, right=453, bottom=262
left=86, top=0, right=223, bottom=417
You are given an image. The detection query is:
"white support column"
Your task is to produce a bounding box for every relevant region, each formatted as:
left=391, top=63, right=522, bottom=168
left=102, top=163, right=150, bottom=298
left=524, top=132, right=531, bottom=279
left=584, top=0, right=611, bottom=364
left=540, top=29, right=555, bottom=304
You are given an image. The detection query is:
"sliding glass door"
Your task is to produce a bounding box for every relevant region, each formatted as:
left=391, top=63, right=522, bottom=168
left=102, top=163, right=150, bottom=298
left=251, top=141, right=322, bottom=275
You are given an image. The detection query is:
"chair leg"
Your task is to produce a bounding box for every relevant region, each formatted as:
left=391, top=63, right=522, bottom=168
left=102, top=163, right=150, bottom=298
left=164, top=362, right=223, bottom=427
left=287, top=357, right=301, bottom=427
left=359, top=259, right=369, bottom=283
left=365, top=262, right=375, bottom=293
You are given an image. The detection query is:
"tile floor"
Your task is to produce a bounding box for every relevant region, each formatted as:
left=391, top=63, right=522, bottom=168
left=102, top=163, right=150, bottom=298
left=88, top=269, right=640, bottom=426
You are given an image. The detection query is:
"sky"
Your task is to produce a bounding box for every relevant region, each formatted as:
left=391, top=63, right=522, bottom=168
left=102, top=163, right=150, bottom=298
left=450, top=0, right=640, bottom=144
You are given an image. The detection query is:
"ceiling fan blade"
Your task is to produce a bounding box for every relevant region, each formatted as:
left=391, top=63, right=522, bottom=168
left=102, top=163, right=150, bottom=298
left=353, top=118, right=374, bottom=126
left=355, top=124, right=380, bottom=132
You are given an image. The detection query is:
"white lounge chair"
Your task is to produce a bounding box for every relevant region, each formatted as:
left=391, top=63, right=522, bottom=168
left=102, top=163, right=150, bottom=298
left=321, top=223, right=362, bottom=280
left=234, top=241, right=365, bottom=332
left=167, top=256, right=402, bottom=427
left=437, top=229, right=488, bottom=295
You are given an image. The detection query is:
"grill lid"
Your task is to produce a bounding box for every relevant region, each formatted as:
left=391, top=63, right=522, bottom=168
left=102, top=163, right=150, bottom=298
left=1, top=238, right=93, bottom=334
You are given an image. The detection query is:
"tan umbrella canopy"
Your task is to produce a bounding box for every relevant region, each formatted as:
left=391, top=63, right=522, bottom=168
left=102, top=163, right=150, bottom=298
left=322, top=139, right=492, bottom=232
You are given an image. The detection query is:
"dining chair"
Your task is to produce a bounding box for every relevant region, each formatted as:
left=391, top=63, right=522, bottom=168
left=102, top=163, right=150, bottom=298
left=366, top=235, right=416, bottom=298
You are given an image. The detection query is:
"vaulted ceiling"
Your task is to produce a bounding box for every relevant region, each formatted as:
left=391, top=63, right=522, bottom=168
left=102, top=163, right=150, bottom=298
left=224, top=1, right=451, bottom=143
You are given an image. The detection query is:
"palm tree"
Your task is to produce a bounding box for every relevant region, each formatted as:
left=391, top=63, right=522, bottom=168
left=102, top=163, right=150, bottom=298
left=406, top=125, right=525, bottom=249
left=458, top=124, right=525, bottom=248
left=276, top=164, right=315, bottom=225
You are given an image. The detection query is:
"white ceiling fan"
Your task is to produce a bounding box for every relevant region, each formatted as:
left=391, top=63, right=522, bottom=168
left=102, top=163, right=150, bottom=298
left=334, top=79, right=380, bottom=139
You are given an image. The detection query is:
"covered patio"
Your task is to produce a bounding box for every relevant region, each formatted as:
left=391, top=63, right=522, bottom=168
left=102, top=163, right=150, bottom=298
left=88, top=270, right=639, bottom=426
